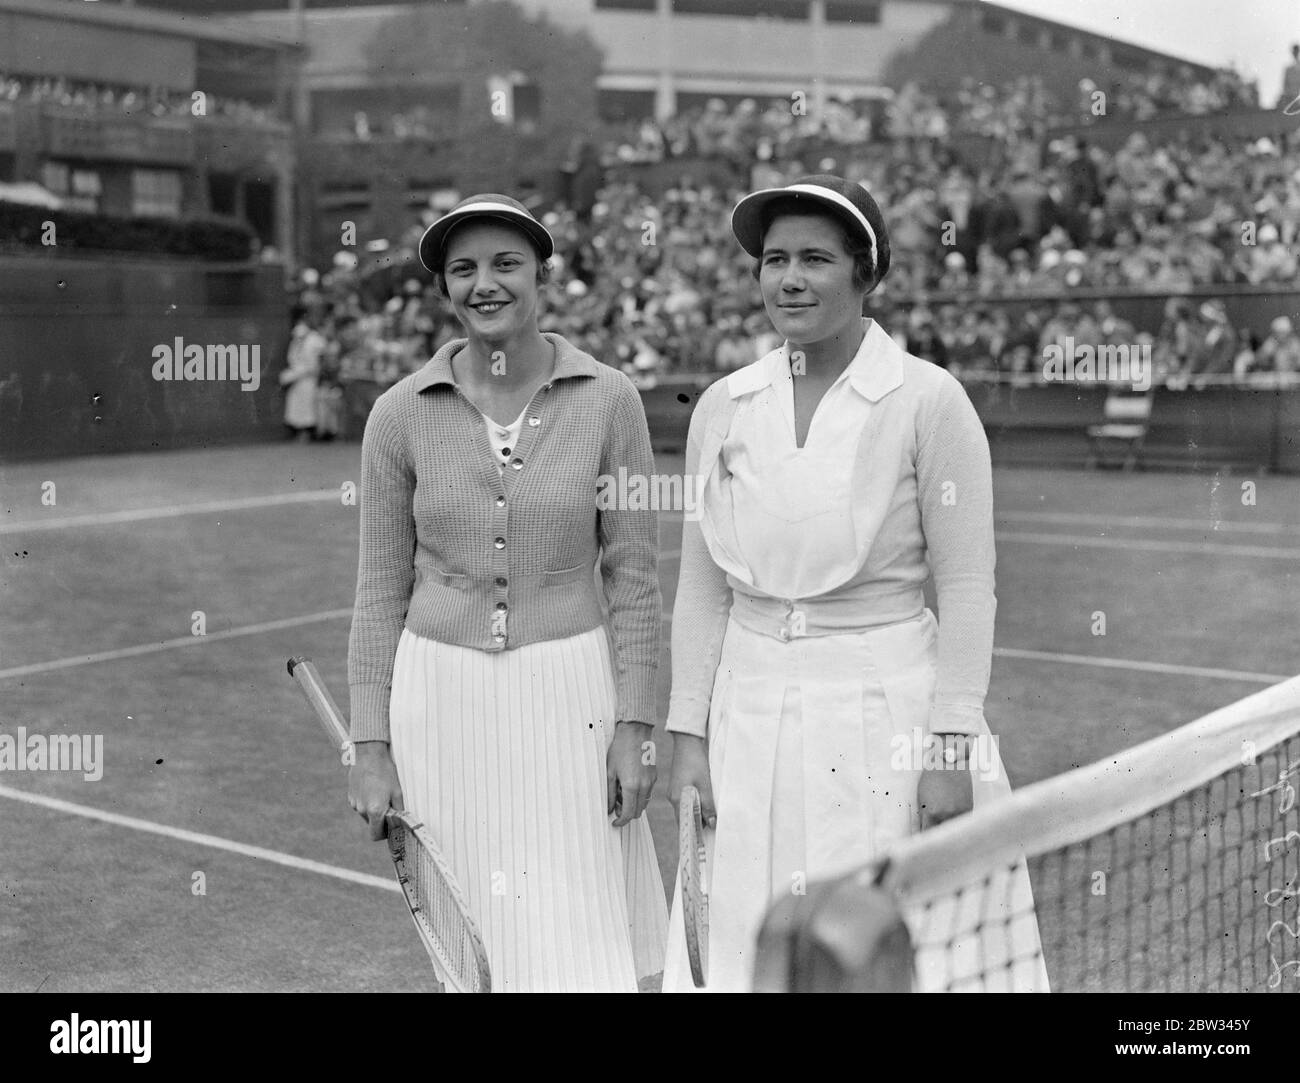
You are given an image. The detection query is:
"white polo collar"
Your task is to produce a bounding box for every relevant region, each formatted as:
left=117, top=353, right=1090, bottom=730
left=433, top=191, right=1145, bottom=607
left=725, top=319, right=904, bottom=403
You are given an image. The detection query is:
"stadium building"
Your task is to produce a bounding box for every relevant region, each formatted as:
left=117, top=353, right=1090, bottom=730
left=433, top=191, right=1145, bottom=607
left=0, top=0, right=300, bottom=257
left=92, top=0, right=1219, bottom=265
left=118, top=0, right=1217, bottom=125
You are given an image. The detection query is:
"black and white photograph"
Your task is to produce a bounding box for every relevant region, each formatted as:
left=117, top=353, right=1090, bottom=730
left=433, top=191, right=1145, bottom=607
left=1, top=0, right=1299, bottom=1050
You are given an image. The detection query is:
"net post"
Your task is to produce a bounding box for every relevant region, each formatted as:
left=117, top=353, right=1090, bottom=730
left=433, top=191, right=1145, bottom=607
left=752, top=862, right=914, bottom=992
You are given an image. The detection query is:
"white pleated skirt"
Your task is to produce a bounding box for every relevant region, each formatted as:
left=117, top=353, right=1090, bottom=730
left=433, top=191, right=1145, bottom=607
left=662, top=608, right=1048, bottom=993
left=389, top=626, right=668, bottom=992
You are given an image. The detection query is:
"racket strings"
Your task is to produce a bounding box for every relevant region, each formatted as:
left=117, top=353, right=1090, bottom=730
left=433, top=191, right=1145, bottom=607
left=680, top=788, right=709, bottom=985
left=395, top=824, right=487, bottom=992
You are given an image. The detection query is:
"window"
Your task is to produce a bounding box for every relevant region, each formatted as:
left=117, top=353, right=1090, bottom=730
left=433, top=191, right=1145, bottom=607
left=595, top=0, right=657, bottom=9
left=208, top=173, right=238, bottom=217
left=42, top=160, right=100, bottom=213
left=132, top=169, right=183, bottom=219
left=72, top=170, right=101, bottom=200
left=1016, top=19, right=1039, bottom=45
left=243, top=178, right=275, bottom=246
left=42, top=161, right=69, bottom=195
left=1049, top=31, right=1068, bottom=53
left=980, top=10, right=1006, bottom=34
left=1112, top=47, right=1148, bottom=72
left=825, top=1, right=880, bottom=24
left=672, top=0, right=809, bottom=19
left=598, top=88, right=657, bottom=122
left=513, top=82, right=542, bottom=127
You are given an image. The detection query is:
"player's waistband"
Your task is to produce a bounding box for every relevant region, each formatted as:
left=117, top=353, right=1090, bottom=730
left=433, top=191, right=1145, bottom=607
left=727, top=585, right=926, bottom=642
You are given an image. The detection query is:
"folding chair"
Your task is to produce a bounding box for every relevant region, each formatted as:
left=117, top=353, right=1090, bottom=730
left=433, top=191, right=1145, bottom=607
left=1086, top=387, right=1153, bottom=471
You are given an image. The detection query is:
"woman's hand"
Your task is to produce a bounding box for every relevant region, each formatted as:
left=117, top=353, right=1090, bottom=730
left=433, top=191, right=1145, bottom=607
left=668, top=733, right=716, bottom=829
left=348, top=740, right=404, bottom=842
left=607, top=720, right=657, bottom=827
left=917, top=764, right=973, bottom=831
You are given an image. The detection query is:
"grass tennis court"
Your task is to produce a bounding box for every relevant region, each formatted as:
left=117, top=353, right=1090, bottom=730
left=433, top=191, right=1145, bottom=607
left=1, top=440, right=1297, bottom=992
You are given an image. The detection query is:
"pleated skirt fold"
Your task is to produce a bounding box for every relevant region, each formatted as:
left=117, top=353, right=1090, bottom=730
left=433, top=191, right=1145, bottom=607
left=662, top=608, right=1048, bottom=993
left=389, top=627, right=668, bottom=992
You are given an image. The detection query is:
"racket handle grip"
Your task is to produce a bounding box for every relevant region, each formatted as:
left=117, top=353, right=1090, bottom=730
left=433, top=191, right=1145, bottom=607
left=288, top=656, right=352, bottom=753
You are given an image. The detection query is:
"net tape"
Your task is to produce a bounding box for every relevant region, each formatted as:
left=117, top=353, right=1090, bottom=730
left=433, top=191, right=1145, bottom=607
left=872, top=676, right=1300, bottom=992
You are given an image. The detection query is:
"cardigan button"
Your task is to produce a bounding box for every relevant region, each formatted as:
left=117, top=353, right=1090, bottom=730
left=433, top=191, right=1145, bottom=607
left=494, top=537, right=506, bottom=549
left=528, top=416, right=540, bottom=426
left=495, top=495, right=506, bottom=507
left=495, top=577, right=507, bottom=587
left=493, top=634, right=505, bottom=645
left=778, top=628, right=790, bottom=642
left=510, top=458, right=523, bottom=470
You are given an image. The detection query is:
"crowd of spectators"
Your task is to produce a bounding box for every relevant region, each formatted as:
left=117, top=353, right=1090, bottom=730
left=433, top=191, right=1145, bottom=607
left=604, top=97, right=1300, bottom=293
left=889, top=298, right=1299, bottom=386
left=599, top=69, right=1260, bottom=161
left=282, top=63, right=1297, bottom=433
left=0, top=72, right=279, bottom=124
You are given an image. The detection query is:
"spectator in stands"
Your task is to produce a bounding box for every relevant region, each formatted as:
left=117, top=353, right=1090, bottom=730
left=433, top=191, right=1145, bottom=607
left=713, top=313, right=753, bottom=370
left=280, top=307, right=325, bottom=441
left=566, top=141, right=605, bottom=224
left=334, top=314, right=384, bottom=441
left=1186, top=300, right=1238, bottom=386
left=902, top=303, right=949, bottom=368
left=1246, top=223, right=1299, bottom=283
left=1154, top=298, right=1198, bottom=377
left=972, top=184, right=1023, bottom=262
left=1006, top=166, right=1054, bottom=252
left=1280, top=44, right=1300, bottom=111
left=1233, top=328, right=1261, bottom=381
left=1256, top=317, right=1300, bottom=381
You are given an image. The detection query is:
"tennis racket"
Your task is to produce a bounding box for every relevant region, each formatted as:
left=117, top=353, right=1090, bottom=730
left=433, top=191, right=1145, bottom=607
left=287, top=656, right=491, bottom=993
left=679, top=783, right=709, bottom=987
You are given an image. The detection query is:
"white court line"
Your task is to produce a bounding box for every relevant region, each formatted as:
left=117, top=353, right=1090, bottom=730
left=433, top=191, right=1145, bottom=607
left=3, top=597, right=1283, bottom=686
left=0, top=549, right=688, bottom=680
left=0, top=490, right=343, bottom=534
left=0, top=537, right=1278, bottom=682
left=0, top=781, right=400, bottom=894
left=0, top=609, right=352, bottom=681
left=998, top=531, right=1300, bottom=560
left=998, top=510, right=1299, bottom=537
left=992, top=647, right=1287, bottom=685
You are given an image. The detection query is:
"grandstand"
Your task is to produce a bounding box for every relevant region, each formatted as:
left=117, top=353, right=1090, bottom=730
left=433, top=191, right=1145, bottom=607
left=0, top=0, right=302, bottom=460
left=125, top=0, right=1221, bottom=122
left=0, top=0, right=299, bottom=255
left=4, top=0, right=1297, bottom=470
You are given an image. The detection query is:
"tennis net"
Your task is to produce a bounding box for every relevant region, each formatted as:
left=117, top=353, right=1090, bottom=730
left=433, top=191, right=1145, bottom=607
left=755, top=674, right=1300, bottom=992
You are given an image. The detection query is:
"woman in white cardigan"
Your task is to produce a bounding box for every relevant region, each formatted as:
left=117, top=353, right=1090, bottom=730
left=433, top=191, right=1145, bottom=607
left=662, top=175, right=1046, bottom=993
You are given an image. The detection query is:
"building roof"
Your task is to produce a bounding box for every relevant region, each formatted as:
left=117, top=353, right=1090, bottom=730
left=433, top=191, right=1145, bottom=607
left=0, top=0, right=302, bottom=52
left=953, top=0, right=1217, bottom=77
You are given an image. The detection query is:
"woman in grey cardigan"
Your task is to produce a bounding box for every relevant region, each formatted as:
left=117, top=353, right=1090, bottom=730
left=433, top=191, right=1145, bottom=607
left=346, top=194, right=667, bottom=991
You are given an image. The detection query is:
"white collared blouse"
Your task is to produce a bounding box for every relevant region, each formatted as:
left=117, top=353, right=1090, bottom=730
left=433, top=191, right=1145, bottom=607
left=667, top=318, right=997, bottom=740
